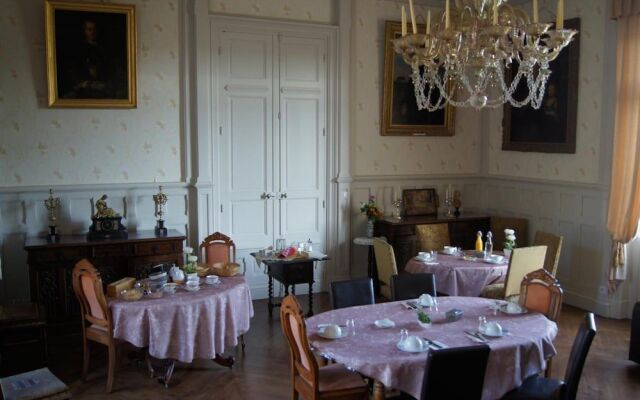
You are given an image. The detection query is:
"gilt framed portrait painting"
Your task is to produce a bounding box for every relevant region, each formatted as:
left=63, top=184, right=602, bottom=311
left=45, top=1, right=137, bottom=108
left=502, top=18, right=580, bottom=153
left=381, top=21, right=455, bottom=136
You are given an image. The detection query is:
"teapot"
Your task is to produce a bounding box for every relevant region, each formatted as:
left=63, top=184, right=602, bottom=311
left=169, top=264, right=185, bottom=283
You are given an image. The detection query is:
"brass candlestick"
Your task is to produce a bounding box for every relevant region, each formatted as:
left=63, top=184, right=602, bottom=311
left=392, top=198, right=403, bottom=220
left=44, top=188, right=61, bottom=241
left=153, top=185, right=168, bottom=236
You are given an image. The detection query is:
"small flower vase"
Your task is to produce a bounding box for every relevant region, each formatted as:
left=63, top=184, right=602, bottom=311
left=503, top=249, right=512, bottom=258
left=366, top=219, right=375, bottom=238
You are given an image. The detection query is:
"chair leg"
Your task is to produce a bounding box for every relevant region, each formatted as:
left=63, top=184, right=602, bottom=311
left=545, top=357, right=553, bottom=378
left=240, top=334, right=246, bottom=351
left=106, top=341, right=116, bottom=393
left=82, top=337, right=90, bottom=382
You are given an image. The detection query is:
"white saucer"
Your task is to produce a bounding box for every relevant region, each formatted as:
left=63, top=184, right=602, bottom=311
left=414, top=256, right=433, bottom=262
left=484, top=258, right=506, bottom=265
left=318, top=329, right=348, bottom=340
left=396, top=339, right=429, bottom=353
left=185, top=285, right=200, bottom=292
left=500, top=304, right=527, bottom=315
left=480, top=327, right=510, bottom=338
left=374, top=318, right=395, bottom=328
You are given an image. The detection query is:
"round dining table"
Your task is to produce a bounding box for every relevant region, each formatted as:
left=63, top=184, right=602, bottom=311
left=307, top=297, right=557, bottom=400
left=405, top=254, right=508, bottom=296
left=109, top=275, right=253, bottom=382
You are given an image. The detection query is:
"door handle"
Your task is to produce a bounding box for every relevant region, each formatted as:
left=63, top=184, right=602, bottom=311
left=279, top=193, right=287, bottom=199
left=261, top=192, right=274, bottom=200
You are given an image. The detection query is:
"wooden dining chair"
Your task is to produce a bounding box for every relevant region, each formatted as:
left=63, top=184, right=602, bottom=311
left=71, top=259, right=117, bottom=393
left=390, top=273, right=436, bottom=301
left=415, top=223, right=450, bottom=252
left=199, top=232, right=246, bottom=350
left=502, top=313, right=597, bottom=400
left=280, top=295, right=368, bottom=400
left=520, top=268, right=563, bottom=378
left=520, top=269, right=563, bottom=322
left=373, top=238, right=399, bottom=300
left=491, top=217, right=529, bottom=251
left=200, top=232, right=236, bottom=266
left=419, top=345, right=490, bottom=400
left=533, top=231, right=564, bottom=276
left=480, top=246, right=547, bottom=300
left=329, top=278, right=375, bottom=310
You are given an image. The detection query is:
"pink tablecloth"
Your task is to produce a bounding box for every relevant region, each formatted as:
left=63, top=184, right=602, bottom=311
left=307, top=297, right=557, bottom=400
left=109, top=276, right=253, bottom=363
left=405, top=254, right=508, bottom=296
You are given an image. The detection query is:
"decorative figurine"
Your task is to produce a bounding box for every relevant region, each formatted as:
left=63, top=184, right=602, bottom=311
left=453, top=190, right=462, bottom=218
left=392, top=198, right=403, bottom=220
left=153, top=185, right=168, bottom=236
left=87, top=194, right=127, bottom=240
left=44, top=188, right=61, bottom=242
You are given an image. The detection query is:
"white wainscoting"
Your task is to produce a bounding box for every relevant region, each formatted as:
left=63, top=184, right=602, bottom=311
left=478, top=176, right=628, bottom=317
left=0, top=183, right=191, bottom=304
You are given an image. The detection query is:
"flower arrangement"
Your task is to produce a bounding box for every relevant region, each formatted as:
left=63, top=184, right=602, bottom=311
left=360, top=195, right=384, bottom=221
left=183, top=246, right=197, bottom=274
left=503, top=229, right=517, bottom=250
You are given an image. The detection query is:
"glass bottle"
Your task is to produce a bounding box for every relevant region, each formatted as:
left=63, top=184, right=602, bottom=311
left=484, top=231, right=493, bottom=259
left=475, top=231, right=483, bottom=252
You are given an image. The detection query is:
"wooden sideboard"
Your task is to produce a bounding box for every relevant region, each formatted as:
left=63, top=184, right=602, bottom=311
left=24, top=230, right=185, bottom=326
left=374, top=215, right=491, bottom=272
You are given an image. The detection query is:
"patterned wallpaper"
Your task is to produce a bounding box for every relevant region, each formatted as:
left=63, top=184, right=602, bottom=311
left=0, top=0, right=181, bottom=187
left=485, top=0, right=607, bottom=184
left=209, top=0, right=336, bottom=24
left=352, top=0, right=482, bottom=176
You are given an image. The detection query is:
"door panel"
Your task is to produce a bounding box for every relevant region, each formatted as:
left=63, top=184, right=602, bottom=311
left=278, top=36, right=326, bottom=250
left=218, top=30, right=274, bottom=249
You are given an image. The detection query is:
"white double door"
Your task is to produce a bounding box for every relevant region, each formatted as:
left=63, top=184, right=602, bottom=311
left=216, top=26, right=327, bottom=256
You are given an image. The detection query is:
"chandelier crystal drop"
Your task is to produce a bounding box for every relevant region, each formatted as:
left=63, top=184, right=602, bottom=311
left=394, top=0, right=577, bottom=110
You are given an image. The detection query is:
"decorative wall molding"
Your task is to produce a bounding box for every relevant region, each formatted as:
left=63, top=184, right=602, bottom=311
left=0, top=183, right=190, bottom=304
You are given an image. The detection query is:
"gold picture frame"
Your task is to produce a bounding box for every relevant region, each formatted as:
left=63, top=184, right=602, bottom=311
left=381, top=21, right=454, bottom=136
left=45, top=1, right=137, bottom=108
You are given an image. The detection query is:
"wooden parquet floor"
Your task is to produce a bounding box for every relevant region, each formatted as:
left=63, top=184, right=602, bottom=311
left=51, top=294, right=640, bottom=399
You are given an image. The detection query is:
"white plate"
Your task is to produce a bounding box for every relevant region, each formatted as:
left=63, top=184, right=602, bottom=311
left=500, top=304, right=527, bottom=314
left=318, top=329, right=349, bottom=340
left=184, top=285, right=200, bottom=292
left=414, top=256, right=434, bottom=262
left=374, top=319, right=396, bottom=328
left=396, top=340, right=430, bottom=353
left=484, top=258, right=506, bottom=265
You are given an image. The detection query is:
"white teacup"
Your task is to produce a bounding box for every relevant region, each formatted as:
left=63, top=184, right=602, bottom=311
left=443, top=246, right=456, bottom=254
left=484, top=321, right=503, bottom=336
left=418, top=293, right=434, bottom=307
left=506, top=302, right=522, bottom=314
left=402, top=336, right=425, bottom=351
left=205, top=274, right=220, bottom=284
left=417, top=251, right=432, bottom=260
left=323, top=324, right=343, bottom=339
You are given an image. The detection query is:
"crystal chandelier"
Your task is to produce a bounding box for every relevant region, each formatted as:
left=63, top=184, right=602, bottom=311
left=393, top=0, right=577, bottom=110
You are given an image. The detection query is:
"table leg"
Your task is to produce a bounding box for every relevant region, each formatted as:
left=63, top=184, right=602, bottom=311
left=291, top=284, right=296, bottom=295
left=213, top=354, right=235, bottom=369
left=373, top=380, right=385, bottom=400
left=307, top=280, right=314, bottom=317
left=368, top=246, right=380, bottom=296
left=284, top=284, right=289, bottom=296
left=268, top=274, right=274, bottom=317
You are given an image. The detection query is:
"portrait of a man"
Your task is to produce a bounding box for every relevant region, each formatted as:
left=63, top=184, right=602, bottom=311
left=45, top=1, right=136, bottom=108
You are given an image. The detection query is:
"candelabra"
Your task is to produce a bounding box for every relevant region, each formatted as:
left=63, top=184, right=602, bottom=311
left=153, top=185, right=168, bottom=236
left=44, top=188, right=61, bottom=241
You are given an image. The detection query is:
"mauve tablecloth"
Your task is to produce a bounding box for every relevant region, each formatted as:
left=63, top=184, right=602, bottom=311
left=307, top=297, right=557, bottom=400
left=109, top=276, right=253, bottom=363
left=405, top=254, right=508, bottom=296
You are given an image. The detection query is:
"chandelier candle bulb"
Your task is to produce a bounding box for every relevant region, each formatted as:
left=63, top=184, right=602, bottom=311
left=426, top=9, right=430, bottom=34
left=493, top=0, right=498, bottom=25
left=556, top=0, right=564, bottom=29
left=533, top=0, right=539, bottom=23
left=409, top=0, right=417, bottom=34
left=401, top=5, right=407, bottom=36
left=445, top=0, right=450, bottom=29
